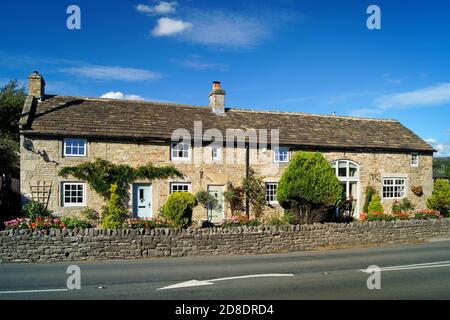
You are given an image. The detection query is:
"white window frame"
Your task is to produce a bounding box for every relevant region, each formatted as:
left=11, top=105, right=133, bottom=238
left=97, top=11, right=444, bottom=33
left=170, top=142, right=191, bottom=161
left=273, top=147, right=289, bottom=163
left=382, top=178, right=407, bottom=199
left=63, top=138, right=87, bottom=157
left=411, top=153, right=419, bottom=167
left=61, top=182, right=86, bottom=207
left=170, top=182, right=191, bottom=194
left=212, top=146, right=221, bottom=161
left=265, top=182, right=278, bottom=204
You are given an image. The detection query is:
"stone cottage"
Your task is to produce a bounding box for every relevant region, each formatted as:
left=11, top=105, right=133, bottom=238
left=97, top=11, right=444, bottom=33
left=19, top=71, right=434, bottom=222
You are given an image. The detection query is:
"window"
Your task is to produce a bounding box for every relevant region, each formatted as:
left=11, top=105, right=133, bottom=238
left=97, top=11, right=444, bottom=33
left=265, top=182, right=278, bottom=204
left=64, top=138, right=86, bottom=157
left=212, top=146, right=221, bottom=161
left=171, top=142, right=190, bottom=160
left=171, top=183, right=190, bottom=193
left=331, top=160, right=359, bottom=178
left=62, top=182, right=86, bottom=206
left=382, top=178, right=406, bottom=199
left=411, top=153, right=419, bottom=167
left=273, top=147, right=289, bottom=163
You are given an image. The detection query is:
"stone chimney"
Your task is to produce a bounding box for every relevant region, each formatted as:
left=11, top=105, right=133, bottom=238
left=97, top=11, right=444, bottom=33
left=209, top=81, right=225, bottom=115
left=28, top=71, right=45, bottom=100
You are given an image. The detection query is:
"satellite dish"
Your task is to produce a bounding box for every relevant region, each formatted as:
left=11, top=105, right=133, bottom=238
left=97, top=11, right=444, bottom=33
left=23, top=139, right=34, bottom=151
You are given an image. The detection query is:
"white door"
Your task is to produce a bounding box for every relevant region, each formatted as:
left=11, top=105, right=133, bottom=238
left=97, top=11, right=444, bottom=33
left=133, top=184, right=152, bottom=219
left=207, top=185, right=224, bottom=222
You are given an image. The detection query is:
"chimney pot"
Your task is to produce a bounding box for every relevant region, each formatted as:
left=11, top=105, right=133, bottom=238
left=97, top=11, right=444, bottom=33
left=209, top=81, right=225, bottom=115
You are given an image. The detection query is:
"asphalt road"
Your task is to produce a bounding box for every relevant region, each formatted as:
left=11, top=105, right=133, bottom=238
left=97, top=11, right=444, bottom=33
left=1, top=240, right=450, bottom=300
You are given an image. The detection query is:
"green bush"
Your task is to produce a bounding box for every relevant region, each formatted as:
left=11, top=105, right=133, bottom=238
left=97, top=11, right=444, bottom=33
left=60, top=216, right=91, bottom=229
left=195, top=190, right=220, bottom=221
left=392, top=198, right=415, bottom=214
left=81, top=208, right=100, bottom=225
left=282, top=210, right=296, bottom=224
left=276, top=151, right=343, bottom=224
left=365, top=212, right=396, bottom=221
left=242, top=170, right=266, bottom=218
left=160, top=192, right=198, bottom=228
left=363, top=186, right=376, bottom=213
left=368, top=194, right=384, bottom=214
left=427, top=179, right=450, bottom=217
left=101, top=184, right=129, bottom=229
left=21, top=200, right=51, bottom=219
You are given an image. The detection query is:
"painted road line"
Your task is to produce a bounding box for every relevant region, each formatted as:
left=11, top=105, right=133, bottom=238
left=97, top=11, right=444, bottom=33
left=359, top=261, right=450, bottom=273
left=0, top=288, right=69, bottom=294
left=157, top=273, right=294, bottom=290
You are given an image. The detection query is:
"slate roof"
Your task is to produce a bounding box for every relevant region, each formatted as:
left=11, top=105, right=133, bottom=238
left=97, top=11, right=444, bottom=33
left=21, top=95, right=434, bottom=152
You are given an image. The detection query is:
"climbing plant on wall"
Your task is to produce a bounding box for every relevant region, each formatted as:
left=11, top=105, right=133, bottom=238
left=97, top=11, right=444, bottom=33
left=58, top=158, right=184, bottom=203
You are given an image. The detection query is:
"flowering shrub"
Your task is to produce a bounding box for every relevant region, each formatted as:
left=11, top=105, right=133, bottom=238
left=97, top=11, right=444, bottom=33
left=392, top=211, right=412, bottom=220
left=4, top=218, right=32, bottom=229
left=392, top=198, right=414, bottom=214
left=123, top=218, right=169, bottom=229
left=365, top=211, right=396, bottom=221
left=221, top=215, right=261, bottom=227
left=414, top=209, right=441, bottom=220
left=4, top=217, right=66, bottom=230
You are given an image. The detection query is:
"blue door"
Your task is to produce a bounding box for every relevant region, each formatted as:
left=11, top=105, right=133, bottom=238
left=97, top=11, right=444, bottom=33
left=133, top=184, right=152, bottom=218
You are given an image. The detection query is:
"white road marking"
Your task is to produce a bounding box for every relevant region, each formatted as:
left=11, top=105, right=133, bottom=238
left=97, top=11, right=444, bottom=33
left=157, top=273, right=294, bottom=290
left=0, top=288, right=69, bottom=294
left=359, top=260, right=450, bottom=273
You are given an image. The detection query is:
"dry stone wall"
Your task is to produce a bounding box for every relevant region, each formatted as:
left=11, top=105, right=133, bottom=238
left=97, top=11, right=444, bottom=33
left=1, top=219, right=449, bottom=263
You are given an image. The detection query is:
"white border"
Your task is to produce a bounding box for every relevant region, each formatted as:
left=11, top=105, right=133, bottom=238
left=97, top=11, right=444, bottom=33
left=63, top=138, right=87, bottom=157
left=61, top=182, right=86, bottom=207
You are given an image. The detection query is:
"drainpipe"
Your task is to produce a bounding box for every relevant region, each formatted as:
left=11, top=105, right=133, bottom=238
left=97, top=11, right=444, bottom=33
left=245, top=141, right=250, bottom=219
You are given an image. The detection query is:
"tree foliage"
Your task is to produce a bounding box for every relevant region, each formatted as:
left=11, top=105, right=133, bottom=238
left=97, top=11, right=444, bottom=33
left=223, top=185, right=245, bottom=215
left=101, top=183, right=128, bottom=229
left=195, top=190, right=220, bottom=221
left=363, top=185, right=376, bottom=213
left=160, top=192, right=198, bottom=228
left=427, top=179, right=450, bottom=217
left=242, top=169, right=266, bottom=218
left=276, top=151, right=343, bottom=224
left=367, top=193, right=384, bottom=213
left=58, top=158, right=183, bottom=202
left=0, top=80, right=26, bottom=177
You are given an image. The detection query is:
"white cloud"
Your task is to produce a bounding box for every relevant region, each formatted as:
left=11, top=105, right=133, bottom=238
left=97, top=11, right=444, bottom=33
left=351, top=83, right=450, bottom=117
left=61, top=65, right=160, bottom=81
left=179, top=10, right=270, bottom=49
left=425, top=138, right=450, bottom=157
left=136, top=2, right=177, bottom=15
left=100, top=91, right=145, bottom=101
left=152, top=17, right=193, bottom=36
left=174, top=55, right=228, bottom=71
left=376, top=83, right=450, bottom=110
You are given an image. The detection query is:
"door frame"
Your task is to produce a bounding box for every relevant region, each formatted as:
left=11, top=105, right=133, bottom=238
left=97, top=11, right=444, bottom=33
left=132, top=183, right=153, bottom=219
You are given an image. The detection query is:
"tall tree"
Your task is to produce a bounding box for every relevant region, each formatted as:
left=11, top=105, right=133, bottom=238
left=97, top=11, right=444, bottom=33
left=0, top=80, right=26, bottom=177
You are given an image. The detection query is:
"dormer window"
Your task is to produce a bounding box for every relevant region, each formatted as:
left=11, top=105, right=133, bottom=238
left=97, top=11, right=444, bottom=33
left=273, top=147, right=289, bottom=163
left=411, top=153, right=419, bottom=167
left=63, top=138, right=86, bottom=157
left=171, top=142, right=190, bottom=161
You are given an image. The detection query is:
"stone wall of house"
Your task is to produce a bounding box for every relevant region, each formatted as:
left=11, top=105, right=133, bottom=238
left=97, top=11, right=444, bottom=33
left=20, top=136, right=433, bottom=222
left=1, top=219, right=449, bottom=263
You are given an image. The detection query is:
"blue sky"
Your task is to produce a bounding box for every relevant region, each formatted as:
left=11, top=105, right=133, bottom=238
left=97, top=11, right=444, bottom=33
left=1, top=0, right=449, bottom=155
